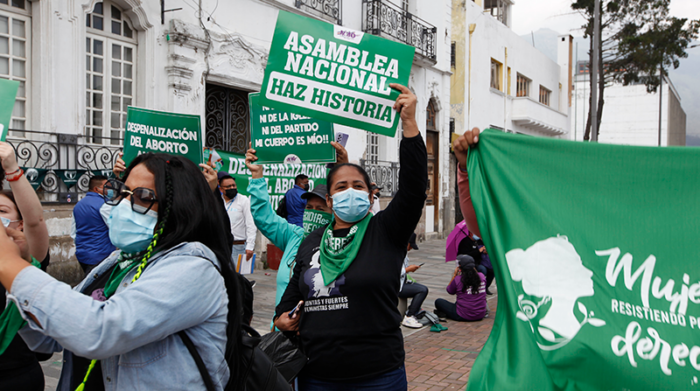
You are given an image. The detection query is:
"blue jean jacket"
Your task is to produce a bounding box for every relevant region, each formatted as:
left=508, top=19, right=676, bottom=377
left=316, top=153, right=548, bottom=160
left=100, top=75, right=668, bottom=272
left=8, top=242, right=230, bottom=391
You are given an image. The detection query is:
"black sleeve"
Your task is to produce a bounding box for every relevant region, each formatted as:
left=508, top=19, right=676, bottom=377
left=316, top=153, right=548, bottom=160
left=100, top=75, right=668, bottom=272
left=376, top=133, right=428, bottom=248
left=274, top=243, right=307, bottom=318
left=213, top=188, right=235, bottom=246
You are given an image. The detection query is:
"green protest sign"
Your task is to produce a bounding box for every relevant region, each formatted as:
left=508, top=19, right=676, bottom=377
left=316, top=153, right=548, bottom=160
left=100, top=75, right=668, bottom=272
left=466, top=129, right=700, bottom=391
left=55, top=169, right=88, bottom=189
left=208, top=149, right=327, bottom=210
left=249, top=93, right=335, bottom=165
left=0, top=78, right=20, bottom=141
left=123, top=107, right=203, bottom=166
left=21, top=167, right=48, bottom=190
left=259, top=11, right=414, bottom=137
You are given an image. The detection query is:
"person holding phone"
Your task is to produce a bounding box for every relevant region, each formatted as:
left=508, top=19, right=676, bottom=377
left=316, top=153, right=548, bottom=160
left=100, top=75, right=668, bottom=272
left=398, top=233, right=429, bottom=328
left=434, top=254, right=488, bottom=322
left=274, top=84, right=427, bottom=390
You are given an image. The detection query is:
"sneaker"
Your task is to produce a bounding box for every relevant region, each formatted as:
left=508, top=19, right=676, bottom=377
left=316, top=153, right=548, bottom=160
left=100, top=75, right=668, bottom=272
left=402, top=315, right=423, bottom=329
left=486, top=288, right=494, bottom=295
left=249, top=280, right=257, bottom=288
left=485, top=308, right=490, bottom=318
left=433, top=309, right=447, bottom=322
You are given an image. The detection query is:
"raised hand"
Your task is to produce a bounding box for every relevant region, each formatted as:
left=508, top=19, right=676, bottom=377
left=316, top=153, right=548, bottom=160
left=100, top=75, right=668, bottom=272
left=390, top=83, right=419, bottom=138
left=244, top=142, right=264, bottom=179
left=453, top=128, right=480, bottom=171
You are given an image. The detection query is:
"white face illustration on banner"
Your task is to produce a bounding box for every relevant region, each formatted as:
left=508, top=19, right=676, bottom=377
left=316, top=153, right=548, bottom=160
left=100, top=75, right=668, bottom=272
left=507, top=236, right=605, bottom=350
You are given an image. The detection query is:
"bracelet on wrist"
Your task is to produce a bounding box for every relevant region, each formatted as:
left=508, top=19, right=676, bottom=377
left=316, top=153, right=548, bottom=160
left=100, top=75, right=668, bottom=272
left=6, top=168, right=23, bottom=182
left=4, top=167, right=20, bottom=176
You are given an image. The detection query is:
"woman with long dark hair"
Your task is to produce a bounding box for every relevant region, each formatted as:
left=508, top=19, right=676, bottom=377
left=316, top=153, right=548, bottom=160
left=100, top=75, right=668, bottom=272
left=0, top=142, right=50, bottom=390
left=434, top=254, right=488, bottom=322
left=274, top=84, right=428, bottom=390
left=0, top=153, right=244, bottom=390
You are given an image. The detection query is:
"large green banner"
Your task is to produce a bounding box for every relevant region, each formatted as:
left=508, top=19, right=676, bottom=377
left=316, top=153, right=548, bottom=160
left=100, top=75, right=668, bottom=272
left=259, top=11, right=415, bottom=137
left=467, top=129, right=700, bottom=390
left=204, top=148, right=327, bottom=210
left=123, top=107, right=203, bottom=166
left=0, top=78, right=20, bottom=141
left=249, top=93, right=335, bottom=165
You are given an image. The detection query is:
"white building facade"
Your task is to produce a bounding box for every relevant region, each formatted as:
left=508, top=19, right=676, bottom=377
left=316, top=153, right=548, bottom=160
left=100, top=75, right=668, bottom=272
left=1, top=0, right=452, bottom=278
left=570, top=62, right=687, bottom=146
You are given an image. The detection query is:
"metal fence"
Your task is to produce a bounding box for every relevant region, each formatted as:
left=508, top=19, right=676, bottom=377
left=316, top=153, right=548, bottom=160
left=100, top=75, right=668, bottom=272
left=362, top=0, right=437, bottom=62
left=5, top=130, right=122, bottom=203
left=296, top=0, right=342, bottom=25
left=360, top=159, right=400, bottom=197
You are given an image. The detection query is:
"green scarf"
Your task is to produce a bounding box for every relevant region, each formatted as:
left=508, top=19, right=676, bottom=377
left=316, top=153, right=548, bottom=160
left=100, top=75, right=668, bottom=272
left=0, top=257, right=42, bottom=355
left=319, top=213, right=372, bottom=285
left=303, top=209, right=332, bottom=237
left=103, top=253, right=142, bottom=299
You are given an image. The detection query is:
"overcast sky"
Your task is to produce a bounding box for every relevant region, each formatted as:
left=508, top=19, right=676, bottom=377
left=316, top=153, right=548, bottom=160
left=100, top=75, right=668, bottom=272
left=511, top=0, right=700, bottom=37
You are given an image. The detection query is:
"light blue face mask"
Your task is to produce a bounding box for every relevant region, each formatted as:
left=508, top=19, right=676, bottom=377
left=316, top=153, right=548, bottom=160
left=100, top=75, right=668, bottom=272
left=1, top=216, right=14, bottom=228
left=108, top=199, right=158, bottom=254
left=105, top=189, right=115, bottom=199
left=473, top=234, right=480, bottom=240
left=331, top=188, right=371, bottom=223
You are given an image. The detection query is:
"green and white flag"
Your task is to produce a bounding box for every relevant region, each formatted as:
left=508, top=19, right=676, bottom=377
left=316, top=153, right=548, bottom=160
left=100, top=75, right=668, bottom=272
left=209, top=149, right=327, bottom=211
left=123, top=107, right=203, bottom=166
left=249, top=93, right=335, bottom=165
left=259, top=11, right=415, bottom=137
left=21, top=167, right=48, bottom=190
left=466, top=129, right=700, bottom=390
left=0, top=78, right=20, bottom=141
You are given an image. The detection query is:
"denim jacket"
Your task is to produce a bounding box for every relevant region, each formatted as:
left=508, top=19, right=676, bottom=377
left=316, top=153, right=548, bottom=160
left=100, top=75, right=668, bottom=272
left=8, top=242, right=230, bottom=391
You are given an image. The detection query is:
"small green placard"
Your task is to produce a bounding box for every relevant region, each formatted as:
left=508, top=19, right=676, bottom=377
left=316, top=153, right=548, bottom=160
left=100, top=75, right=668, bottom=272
left=122, top=107, right=203, bottom=166
left=259, top=11, right=415, bottom=137
left=0, top=78, right=20, bottom=141
left=249, top=93, right=335, bottom=165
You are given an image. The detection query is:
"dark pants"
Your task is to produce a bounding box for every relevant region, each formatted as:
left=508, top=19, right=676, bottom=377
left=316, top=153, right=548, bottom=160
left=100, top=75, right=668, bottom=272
left=398, top=282, right=428, bottom=317
left=299, top=365, right=407, bottom=391
left=434, top=298, right=484, bottom=322
left=476, top=264, right=495, bottom=289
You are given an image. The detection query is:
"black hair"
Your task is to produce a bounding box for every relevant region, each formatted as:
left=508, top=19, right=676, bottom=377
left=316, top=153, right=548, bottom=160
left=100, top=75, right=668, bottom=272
left=219, top=175, right=234, bottom=185
left=0, top=190, right=21, bottom=220
left=89, top=175, right=108, bottom=191
left=121, top=153, right=244, bottom=389
left=295, top=174, right=308, bottom=184
left=460, top=265, right=482, bottom=295
left=0, top=167, right=5, bottom=184
left=326, top=163, right=372, bottom=195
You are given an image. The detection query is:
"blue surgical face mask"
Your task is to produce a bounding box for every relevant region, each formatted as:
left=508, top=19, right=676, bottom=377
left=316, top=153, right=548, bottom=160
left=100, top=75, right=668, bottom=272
left=1, top=216, right=12, bottom=228
left=331, top=188, right=371, bottom=223
left=108, top=200, right=158, bottom=254
left=473, top=234, right=480, bottom=240
left=105, top=189, right=115, bottom=199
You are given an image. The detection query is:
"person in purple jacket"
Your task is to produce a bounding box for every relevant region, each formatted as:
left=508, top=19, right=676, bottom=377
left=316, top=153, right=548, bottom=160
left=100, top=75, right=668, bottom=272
left=434, top=254, right=488, bottom=321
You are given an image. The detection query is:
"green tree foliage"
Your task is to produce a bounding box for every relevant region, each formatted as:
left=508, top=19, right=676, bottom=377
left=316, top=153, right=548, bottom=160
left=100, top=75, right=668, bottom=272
left=572, top=0, right=699, bottom=141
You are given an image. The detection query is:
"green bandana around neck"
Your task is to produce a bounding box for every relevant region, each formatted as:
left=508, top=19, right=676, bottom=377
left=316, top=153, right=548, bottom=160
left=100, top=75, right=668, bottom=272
left=0, top=257, right=42, bottom=355
left=303, top=209, right=332, bottom=237
left=319, top=213, right=372, bottom=285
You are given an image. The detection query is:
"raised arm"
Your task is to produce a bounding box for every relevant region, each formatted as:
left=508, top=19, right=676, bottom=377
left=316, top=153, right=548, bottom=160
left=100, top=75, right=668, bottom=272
left=0, top=142, right=49, bottom=260
left=453, top=129, right=482, bottom=238
left=377, top=84, right=427, bottom=247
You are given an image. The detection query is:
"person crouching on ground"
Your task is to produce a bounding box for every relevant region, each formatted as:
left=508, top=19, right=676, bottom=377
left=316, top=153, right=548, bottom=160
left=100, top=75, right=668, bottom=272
left=434, top=254, right=488, bottom=322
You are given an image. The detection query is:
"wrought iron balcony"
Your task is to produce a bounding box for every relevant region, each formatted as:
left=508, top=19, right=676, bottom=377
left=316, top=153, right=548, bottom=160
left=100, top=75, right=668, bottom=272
left=362, top=0, right=437, bottom=62
left=5, top=129, right=122, bottom=202
left=295, top=0, right=342, bottom=25
left=360, top=159, right=400, bottom=197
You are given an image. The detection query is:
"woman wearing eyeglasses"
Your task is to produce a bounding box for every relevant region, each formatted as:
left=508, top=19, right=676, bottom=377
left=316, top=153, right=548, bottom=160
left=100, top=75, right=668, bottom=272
left=0, top=153, right=245, bottom=390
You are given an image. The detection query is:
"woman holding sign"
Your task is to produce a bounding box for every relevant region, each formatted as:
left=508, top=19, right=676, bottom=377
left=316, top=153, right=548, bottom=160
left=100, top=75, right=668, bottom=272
left=0, top=153, right=245, bottom=390
left=274, top=84, right=428, bottom=390
left=245, top=141, right=348, bottom=329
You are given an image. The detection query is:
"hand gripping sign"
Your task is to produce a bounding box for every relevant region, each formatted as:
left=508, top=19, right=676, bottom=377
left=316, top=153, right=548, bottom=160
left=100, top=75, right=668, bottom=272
left=259, top=11, right=415, bottom=138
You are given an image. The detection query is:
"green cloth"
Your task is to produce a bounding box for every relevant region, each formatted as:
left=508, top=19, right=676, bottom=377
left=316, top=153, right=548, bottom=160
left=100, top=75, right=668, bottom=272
left=466, top=129, right=700, bottom=391
left=103, top=255, right=140, bottom=299
left=319, top=213, right=372, bottom=285
left=0, top=257, right=42, bottom=355
left=303, top=209, right=332, bottom=237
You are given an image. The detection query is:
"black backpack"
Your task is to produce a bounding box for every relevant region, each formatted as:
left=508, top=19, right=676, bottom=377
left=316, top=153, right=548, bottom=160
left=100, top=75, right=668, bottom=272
left=276, top=196, right=288, bottom=218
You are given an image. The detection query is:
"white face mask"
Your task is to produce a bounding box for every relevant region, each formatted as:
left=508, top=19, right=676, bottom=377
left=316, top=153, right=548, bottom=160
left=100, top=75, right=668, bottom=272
left=1, top=216, right=18, bottom=228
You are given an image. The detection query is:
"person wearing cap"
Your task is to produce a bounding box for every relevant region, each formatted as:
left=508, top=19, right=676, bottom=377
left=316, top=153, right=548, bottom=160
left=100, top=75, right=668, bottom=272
left=370, top=182, right=382, bottom=215
left=434, top=254, right=488, bottom=321
left=398, top=233, right=429, bottom=328
left=219, top=173, right=256, bottom=264
left=244, top=142, right=348, bottom=328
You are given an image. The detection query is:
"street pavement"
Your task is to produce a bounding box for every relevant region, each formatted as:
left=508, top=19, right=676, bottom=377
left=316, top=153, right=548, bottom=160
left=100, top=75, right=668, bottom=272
left=42, top=237, right=497, bottom=390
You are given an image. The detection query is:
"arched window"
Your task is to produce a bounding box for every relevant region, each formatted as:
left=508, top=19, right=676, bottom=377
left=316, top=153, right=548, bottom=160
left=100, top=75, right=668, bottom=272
left=85, top=1, right=136, bottom=145
left=0, top=0, right=30, bottom=133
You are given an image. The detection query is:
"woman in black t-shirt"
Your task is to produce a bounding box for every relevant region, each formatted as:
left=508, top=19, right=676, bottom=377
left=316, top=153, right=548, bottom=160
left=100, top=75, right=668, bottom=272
left=0, top=142, right=50, bottom=391
left=274, top=84, right=428, bottom=390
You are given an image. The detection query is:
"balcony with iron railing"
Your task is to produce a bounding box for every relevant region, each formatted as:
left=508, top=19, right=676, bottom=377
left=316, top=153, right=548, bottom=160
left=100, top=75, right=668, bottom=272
left=4, top=130, right=122, bottom=202
left=361, top=0, right=437, bottom=63
left=295, top=0, right=342, bottom=25
left=360, top=158, right=399, bottom=197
